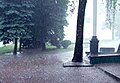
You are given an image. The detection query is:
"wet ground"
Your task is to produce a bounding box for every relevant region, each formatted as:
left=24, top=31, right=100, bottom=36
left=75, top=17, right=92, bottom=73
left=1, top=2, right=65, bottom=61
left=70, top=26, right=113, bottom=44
left=0, top=49, right=119, bottom=83
left=96, top=63, right=120, bottom=80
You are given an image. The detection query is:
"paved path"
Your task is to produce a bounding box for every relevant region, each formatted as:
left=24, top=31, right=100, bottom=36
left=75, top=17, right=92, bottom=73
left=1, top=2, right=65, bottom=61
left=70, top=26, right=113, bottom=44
left=0, top=49, right=119, bottom=83
left=96, top=63, right=120, bottom=80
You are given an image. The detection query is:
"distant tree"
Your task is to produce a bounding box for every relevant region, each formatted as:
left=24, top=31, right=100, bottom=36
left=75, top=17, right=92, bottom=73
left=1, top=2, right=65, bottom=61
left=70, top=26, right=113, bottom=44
left=0, top=0, right=34, bottom=54
left=105, top=0, right=117, bottom=40
left=27, top=0, right=69, bottom=50
left=114, top=2, right=120, bottom=39
left=47, top=0, right=69, bottom=49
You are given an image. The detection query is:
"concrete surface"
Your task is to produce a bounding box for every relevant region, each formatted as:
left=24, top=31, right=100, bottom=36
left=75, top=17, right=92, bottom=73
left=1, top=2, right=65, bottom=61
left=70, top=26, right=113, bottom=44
left=0, top=49, right=119, bottom=83
left=96, top=63, right=120, bottom=80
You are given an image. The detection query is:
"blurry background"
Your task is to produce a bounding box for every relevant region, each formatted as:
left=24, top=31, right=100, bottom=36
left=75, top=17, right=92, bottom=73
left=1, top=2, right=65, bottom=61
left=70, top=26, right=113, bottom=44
left=64, top=0, right=120, bottom=52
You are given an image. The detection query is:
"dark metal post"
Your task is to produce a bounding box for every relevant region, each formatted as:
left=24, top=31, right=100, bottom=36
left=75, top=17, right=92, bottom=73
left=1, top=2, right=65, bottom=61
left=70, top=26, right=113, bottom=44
left=90, top=36, right=99, bottom=55
left=90, top=0, right=99, bottom=55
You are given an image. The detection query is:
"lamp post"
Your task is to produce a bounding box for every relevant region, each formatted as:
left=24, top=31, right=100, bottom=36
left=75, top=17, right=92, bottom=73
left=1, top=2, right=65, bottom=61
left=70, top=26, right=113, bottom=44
left=90, top=0, right=99, bottom=55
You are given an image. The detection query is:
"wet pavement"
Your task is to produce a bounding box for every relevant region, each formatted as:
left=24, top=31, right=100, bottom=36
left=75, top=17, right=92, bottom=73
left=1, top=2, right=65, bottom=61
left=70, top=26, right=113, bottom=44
left=0, top=49, right=119, bottom=83
left=95, top=63, right=120, bottom=80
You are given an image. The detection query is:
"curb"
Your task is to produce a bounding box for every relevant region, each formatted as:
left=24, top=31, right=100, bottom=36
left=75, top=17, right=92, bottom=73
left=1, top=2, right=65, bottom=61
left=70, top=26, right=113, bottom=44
left=95, top=66, right=120, bottom=82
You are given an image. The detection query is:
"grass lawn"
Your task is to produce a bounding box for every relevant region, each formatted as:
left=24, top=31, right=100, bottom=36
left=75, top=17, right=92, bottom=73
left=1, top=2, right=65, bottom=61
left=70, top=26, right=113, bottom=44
left=0, top=43, right=75, bottom=55
left=0, top=45, right=14, bottom=55
left=0, top=42, right=92, bottom=55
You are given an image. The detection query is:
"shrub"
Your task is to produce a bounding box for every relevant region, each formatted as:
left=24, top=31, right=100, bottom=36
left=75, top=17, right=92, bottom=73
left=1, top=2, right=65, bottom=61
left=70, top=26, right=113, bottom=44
left=50, top=39, right=61, bottom=48
left=61, top=40, right=71, bottom=49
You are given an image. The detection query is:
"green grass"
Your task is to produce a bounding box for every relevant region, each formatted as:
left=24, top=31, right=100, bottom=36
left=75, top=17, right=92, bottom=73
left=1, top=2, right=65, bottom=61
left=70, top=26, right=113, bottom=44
left=46, top=43, right=75, bottom=49
left=0, top=43, right=75, bottom=55
left=0, top=40, right=118, bottom=55
left=0, top=45, right=14, bottom=55
left=46, top=45, right=57, bottom=49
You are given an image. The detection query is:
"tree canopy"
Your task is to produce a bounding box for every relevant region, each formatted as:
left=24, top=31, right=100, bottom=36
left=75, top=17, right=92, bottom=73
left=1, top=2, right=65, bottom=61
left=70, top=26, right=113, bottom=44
left=25, top=0, right=69, bottom=49
left=0, top=0, right=70, bottom=51
left=105, top=0, right=118, bottom=39
left=0, top=0, right=34, bottom=54
left=0, top=0, right=34, bottom=43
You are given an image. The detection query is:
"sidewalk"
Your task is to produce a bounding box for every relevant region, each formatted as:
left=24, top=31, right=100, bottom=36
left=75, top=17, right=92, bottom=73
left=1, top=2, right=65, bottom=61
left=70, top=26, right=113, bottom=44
left=0, top=50, right=120, bottom=83
left=95, top=63, right=120, bottom=80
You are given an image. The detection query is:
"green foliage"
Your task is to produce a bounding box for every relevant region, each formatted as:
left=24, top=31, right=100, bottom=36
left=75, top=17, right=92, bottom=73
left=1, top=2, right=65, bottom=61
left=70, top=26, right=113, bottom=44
left=68, top=0, right=78, bottom=15
left=61, top=40, right=71, bottom=49
left=50, top=39, right=61, bottom=48
left=105, top=0, right=117, bottom=29
left=0, top=0, right=34, bottom=43
left=0, top=0, right=69, bottom=50
left=22, top=38, right=33, bottom=49
left=29, top=0, right=69, bottom=49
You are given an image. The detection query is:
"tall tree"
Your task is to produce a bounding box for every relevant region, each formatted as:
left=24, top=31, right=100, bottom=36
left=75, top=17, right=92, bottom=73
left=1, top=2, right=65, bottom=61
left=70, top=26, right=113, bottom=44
left=105, top=0, right=117, bottom=40
left=72, top=0, right=87, bottom=62
left=28, top=0, right=69, bottom=50
left=0, top=0, right=34, bottom=54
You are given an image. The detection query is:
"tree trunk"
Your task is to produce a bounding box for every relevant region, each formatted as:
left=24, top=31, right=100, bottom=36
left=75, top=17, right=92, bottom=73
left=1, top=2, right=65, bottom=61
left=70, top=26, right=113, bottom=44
left=19, top=38, right=22, bottom=53
left=32, top=0, right=42, bottom=49
left=42, top=43, right=46, bottom=51
left=72, top=0, right=87, bottom=62
left=112, top=11, right=115, bottom=40
left=13, top=38, right=18, bottom=55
